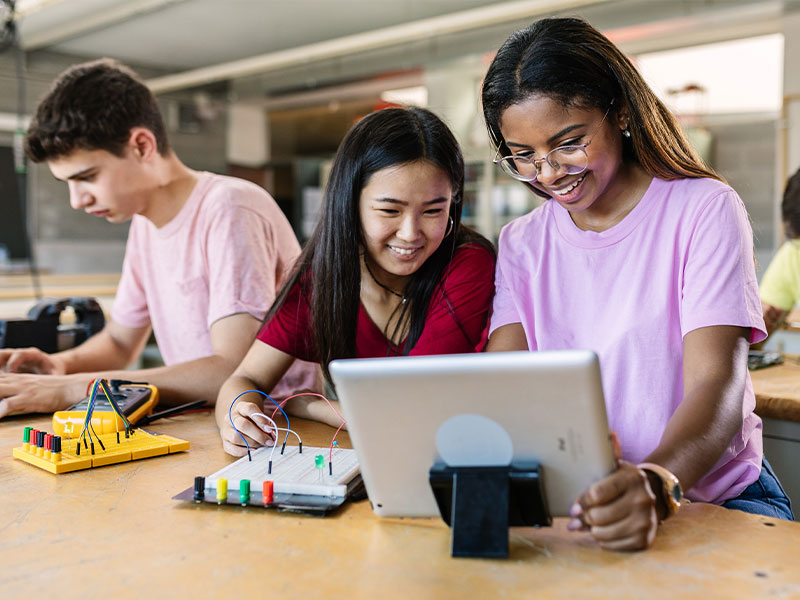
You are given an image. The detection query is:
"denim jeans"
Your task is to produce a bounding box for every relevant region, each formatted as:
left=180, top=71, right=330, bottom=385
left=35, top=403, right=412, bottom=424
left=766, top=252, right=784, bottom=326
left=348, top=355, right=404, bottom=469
left=722, top=457, right=794, bottom=520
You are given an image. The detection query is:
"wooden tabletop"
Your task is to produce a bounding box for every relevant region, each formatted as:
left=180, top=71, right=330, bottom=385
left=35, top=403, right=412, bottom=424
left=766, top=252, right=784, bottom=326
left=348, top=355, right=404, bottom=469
left=0, top=272, right=118, bottom=319
left=1, top=411, right=798, bottom=598
left=0, top=272, right=119, bottom=300
left=781, top=309, right=800, bottom=332
left=751, top=358, right=800, bottom=422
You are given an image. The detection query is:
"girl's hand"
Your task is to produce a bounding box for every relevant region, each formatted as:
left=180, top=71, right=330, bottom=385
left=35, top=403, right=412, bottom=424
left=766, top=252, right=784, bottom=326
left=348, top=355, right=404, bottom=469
left=567, top=460, right=659, bottom=551
left=220, top=400, right=276, bottom=457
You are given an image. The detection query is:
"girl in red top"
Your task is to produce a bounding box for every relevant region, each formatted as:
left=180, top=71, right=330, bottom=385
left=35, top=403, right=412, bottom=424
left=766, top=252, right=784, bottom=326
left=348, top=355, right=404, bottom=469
left=216, top=107, right=495, bottom=456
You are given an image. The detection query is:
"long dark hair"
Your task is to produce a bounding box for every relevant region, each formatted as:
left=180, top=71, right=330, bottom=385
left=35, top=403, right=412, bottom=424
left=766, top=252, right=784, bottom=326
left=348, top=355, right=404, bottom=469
left=481, top=17, right=720, bottom=198
left=265, top=107, right=492, bottom=382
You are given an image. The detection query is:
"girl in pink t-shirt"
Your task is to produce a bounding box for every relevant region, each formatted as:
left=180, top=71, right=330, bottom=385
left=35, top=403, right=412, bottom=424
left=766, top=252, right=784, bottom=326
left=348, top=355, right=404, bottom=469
left=215, top=107, right=495, bottom=456
left=482, top=17, right=792, bottom=550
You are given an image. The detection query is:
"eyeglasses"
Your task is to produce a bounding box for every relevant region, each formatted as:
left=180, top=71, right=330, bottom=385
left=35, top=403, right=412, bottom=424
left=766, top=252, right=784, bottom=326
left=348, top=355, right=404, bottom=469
left=493, top=107, right=611, bottom=183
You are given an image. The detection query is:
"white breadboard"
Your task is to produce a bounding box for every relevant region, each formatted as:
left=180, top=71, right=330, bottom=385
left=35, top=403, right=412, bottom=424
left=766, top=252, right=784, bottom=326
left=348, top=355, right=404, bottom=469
left=206, top=445, right=359, bottom=498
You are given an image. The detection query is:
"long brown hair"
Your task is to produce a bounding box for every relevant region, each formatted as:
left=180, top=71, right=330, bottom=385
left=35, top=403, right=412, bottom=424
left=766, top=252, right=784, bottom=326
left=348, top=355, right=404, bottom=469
left=481, top=17, right=721, bottom=195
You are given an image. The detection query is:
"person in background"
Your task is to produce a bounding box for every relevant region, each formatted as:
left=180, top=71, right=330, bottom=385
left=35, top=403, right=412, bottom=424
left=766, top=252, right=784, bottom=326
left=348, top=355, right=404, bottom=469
left=759, top=168, right=800, bottom=335
left=217, top=107, right=495, bottom=456
left=481, top=17, right=793, bottom=551
left=0, top=59, right=317, bottom=418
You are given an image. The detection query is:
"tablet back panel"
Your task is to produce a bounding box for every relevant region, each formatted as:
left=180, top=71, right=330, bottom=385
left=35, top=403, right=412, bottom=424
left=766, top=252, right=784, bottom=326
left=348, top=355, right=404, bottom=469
left=330, top=350, right=615, bottom=518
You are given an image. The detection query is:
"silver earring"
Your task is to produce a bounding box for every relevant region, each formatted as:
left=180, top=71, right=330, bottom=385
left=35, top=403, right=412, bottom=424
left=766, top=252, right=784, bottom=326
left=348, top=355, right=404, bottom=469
left=445, top=216, right=454, bottom=236
left=622, top=128, right=631, bottom=138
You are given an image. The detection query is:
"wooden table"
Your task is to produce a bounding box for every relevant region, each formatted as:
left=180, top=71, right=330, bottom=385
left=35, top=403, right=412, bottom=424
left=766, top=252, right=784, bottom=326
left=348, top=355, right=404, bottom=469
left=0, top=272, right=118, bottom=319
left=751, top=358, right=800, bottom=423
left=1, top=412, right=799, bottom=598
left=0, top=272, right=119, bottom=298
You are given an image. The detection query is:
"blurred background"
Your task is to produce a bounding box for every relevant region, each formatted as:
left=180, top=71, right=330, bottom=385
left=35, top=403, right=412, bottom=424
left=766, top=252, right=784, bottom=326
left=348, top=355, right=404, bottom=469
left=0, top=0, right=798, bottom=275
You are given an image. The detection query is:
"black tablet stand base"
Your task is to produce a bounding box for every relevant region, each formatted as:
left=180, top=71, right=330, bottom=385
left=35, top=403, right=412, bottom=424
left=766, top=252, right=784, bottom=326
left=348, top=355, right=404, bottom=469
left=429, top=462, right=551, bottom=558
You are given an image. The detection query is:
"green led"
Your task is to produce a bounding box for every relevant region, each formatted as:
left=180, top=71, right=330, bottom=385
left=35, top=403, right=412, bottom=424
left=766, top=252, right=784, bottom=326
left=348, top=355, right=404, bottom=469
left=239, top=479, right=250, bottom=506
left=315, top=454, right=324, bottom=469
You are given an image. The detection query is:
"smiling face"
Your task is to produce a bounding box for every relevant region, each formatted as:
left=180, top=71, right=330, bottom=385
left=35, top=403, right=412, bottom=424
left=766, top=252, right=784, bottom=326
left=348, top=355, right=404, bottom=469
left=48, top=141, right=152, bottom=224
left=358, top=159, right=452, bottom=289
left=499, top=94, right=635, bottom=222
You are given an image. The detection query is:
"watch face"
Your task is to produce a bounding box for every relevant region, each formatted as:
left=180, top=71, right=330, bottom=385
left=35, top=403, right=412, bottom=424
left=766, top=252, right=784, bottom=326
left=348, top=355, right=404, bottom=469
left=669, top=483, right=682, bottom=504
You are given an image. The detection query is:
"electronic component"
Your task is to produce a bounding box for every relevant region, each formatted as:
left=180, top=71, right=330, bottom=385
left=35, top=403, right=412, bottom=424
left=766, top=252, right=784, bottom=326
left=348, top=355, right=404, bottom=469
left=14, top=377, right=188, bottom=474
left=52, top=380, right=159, bottom=436
left=194, top=476, right=205, bottom=502
left=12, top=426, right=189, bottom=474
left=262, top=481, right=274, bottom=505
left=178, top=388, right=358, bottom=514
left=174, top=445, right=362, bottom=515
left=239, top=479, right=250, bottom=506
left=217, top=478, right=228, bottom=504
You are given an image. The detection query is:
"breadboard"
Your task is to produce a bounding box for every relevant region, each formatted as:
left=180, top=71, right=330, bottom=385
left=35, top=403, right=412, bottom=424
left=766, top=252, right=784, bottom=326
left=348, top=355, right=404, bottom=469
left=206, top=445, right=359, bottom=498
left=13, top=428, right=189, bottom=474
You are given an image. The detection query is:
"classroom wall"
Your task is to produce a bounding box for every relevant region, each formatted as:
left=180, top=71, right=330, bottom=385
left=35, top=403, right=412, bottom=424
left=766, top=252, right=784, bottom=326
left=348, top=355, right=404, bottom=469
left=0, top=40, right=786, bottom=275
left=704, top=117, right=778, bottom=277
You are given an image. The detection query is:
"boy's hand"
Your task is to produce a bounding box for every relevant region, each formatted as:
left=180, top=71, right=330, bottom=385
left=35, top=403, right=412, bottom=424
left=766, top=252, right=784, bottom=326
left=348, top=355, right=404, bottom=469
left=0, top=373, right=84, bottom=418
left=0, top=347, right=66, bottom=375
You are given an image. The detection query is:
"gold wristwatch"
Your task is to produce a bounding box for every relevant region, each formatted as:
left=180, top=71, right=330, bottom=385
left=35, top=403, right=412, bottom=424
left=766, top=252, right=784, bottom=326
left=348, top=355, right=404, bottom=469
left=638, top=462, right=682, bottom=519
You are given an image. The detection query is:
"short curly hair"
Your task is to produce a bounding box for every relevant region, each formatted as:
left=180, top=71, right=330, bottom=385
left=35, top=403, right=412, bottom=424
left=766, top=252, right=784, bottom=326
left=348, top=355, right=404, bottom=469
left=25, top=58, right=169, bottom=162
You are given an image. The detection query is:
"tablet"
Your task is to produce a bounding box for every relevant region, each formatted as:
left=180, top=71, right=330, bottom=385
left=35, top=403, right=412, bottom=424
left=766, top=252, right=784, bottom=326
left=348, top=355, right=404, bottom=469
left=329, top=350, right=616, bottom=518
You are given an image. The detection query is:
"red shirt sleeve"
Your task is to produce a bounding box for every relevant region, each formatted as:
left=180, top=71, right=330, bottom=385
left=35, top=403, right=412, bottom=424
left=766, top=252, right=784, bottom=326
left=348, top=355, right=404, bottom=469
left=256, top=280, right=318, bottom=362
left=407, top=243, right=495, bottom=355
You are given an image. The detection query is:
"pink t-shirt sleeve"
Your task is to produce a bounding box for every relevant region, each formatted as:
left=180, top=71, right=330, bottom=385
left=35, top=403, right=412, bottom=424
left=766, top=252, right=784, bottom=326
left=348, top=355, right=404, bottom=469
left=489, top=238, right=525, bottom=340
left=111, top=218, right=151, bottom=329
left=203, top=203, right=284, bottom=328
left=680, top=191, right=767, bottom=344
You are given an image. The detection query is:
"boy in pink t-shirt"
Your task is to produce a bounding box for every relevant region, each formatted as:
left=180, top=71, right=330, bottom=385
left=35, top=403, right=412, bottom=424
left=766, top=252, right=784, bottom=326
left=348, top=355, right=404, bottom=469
left=0, top=59, right=317, bottom=417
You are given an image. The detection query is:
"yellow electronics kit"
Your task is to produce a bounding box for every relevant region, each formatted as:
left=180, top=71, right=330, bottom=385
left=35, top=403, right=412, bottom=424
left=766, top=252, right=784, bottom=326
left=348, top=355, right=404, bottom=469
left=13, top=378, right=189, bottom=474
left=52, top=379, right=159, bottom=435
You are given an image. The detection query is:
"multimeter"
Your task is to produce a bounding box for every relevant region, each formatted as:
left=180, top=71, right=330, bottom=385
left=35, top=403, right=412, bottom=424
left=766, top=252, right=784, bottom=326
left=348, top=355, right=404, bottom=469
left=52, top=381, right=159, bottom=436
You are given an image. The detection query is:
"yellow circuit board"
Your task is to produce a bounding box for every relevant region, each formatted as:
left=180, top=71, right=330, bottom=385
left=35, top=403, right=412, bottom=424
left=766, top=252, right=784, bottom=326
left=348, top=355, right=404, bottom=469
left=13, top=428, right=189, bottom=474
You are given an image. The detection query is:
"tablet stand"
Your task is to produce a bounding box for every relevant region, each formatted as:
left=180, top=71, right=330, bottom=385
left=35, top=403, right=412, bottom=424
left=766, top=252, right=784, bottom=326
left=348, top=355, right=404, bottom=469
left=429, top=462, right=551, bottom=558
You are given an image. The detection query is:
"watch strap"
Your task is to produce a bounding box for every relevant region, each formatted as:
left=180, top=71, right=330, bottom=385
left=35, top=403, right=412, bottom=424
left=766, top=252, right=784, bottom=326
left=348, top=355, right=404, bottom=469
left=638, top=462, right=682, bottom=519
